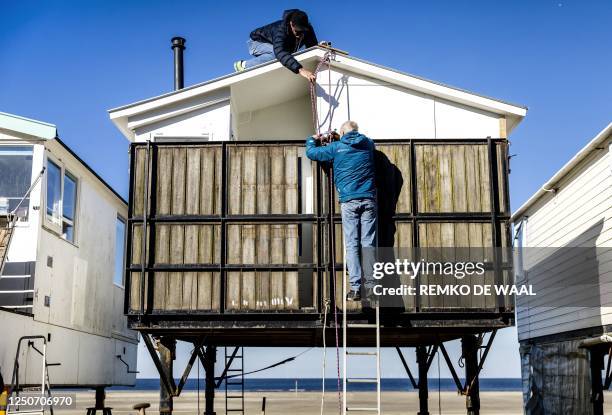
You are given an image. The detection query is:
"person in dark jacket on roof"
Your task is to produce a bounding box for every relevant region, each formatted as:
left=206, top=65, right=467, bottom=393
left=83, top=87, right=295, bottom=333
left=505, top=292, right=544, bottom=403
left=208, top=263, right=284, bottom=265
left=306, top=121, right=378, bottom=301
left=234, top=9, right=318, bottom=82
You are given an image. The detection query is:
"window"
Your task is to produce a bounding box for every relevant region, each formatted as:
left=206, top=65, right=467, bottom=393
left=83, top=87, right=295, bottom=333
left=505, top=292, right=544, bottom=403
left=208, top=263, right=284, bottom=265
left=114, top=216, right=126, bottom=286
left=0, top=146, right=34, bottom=219
left=62, top=173, right=77, bottom=242
left=45, top=157, right=78, bottom=243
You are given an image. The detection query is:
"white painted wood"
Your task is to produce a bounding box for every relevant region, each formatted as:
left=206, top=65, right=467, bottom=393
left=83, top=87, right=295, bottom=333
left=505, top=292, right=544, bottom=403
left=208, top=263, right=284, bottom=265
left=109, top=47, right=526, bottom=142
left=0, top=114, right=137, bottom=388
left=514, top=130, right=612, bottom=341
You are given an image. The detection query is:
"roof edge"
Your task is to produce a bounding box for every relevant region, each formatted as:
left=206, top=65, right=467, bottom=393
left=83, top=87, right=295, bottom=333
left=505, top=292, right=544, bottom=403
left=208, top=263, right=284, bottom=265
left=0, top=111, right=57, bottom=140
left=108, top=46, right=527, bottom=118
left=511, top=122, right=612, bottom=223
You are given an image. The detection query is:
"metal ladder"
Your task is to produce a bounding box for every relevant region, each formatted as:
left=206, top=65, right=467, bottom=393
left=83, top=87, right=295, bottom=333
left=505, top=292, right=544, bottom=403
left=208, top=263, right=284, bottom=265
left=224, top=347, right=244, bottom=415
left=7, top=336, right=54, bottom=415
left=342, top=292, right=381, bottom=414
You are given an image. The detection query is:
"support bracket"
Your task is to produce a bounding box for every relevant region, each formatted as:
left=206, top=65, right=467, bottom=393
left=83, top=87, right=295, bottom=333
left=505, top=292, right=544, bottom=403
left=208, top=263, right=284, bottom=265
left=439, top=330, right=497, bottom=395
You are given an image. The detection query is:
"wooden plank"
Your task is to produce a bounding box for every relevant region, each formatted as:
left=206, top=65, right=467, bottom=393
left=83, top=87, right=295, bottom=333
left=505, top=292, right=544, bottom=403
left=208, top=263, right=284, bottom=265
left=496, top=142, right=507, bottom=214
left=452, top=146, right=468, bottom=212
left=167, top=224, right=185, bottom=310
left=395, top=144, right=411, bottom=213
left=256, top=147, right=271, bottom=214
left=242, top=147, right=257, bottom=215
left=478, top=145, right=491, bottom=212
left=285, top=224, right=299, bottom=310
left=270, top=147, right=285, bottom=214
left=464, top=145, right=480, bottom=213
left=498, top=117, right=507, bottom=139
left=200, top=148, right=217, bottom=215
left=171, top=148, right=186, bottom=215
left=130, top=224, right=143, bottom=311
left=270, top=225, right=285, bottom=309
left=285, top=146, right=298, bottom=214
left=133, top=148, right=145, bottom=216
left=467, top=223, right=484, bottom=310
left=214, top=147, right=222, bottom=215
left=185, top=147, right=201, bottom=215
left=157, top=148, right=173, bottom=215
left=154, top=224, right=170, bottom=310
left=256, top=225, right=271, bottom=309
left=241, top=225, right=256, bottom=309
left=226, top=224, right=241, bottom=310
left=197, top=224, right=214, bottom=310
left=228, top=147, right=243, bottom=215
left=182, top=224, right=199, bottom=310
left=438, top=145, right=453, bottom=212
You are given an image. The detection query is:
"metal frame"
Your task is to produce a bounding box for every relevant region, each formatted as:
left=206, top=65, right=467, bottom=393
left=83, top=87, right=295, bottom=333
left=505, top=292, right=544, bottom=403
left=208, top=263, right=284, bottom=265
left=125, top=138, right=513, bottom=324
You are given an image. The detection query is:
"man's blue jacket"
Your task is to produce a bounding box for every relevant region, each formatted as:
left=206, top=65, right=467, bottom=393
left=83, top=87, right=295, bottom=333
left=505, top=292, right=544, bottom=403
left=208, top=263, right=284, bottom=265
left=305, top=131, right=377, bottom=203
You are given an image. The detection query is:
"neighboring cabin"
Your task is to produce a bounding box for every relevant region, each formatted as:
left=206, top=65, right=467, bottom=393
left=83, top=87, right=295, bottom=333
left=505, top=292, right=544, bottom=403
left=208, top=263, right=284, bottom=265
left=511, top=123, right=612, bottom=414
left=0, top=112, right=137, bottom=390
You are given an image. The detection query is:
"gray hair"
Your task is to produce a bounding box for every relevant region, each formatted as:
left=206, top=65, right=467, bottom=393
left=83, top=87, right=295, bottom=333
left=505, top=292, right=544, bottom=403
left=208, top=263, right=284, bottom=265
left=339, top=120, right=359, bottom=136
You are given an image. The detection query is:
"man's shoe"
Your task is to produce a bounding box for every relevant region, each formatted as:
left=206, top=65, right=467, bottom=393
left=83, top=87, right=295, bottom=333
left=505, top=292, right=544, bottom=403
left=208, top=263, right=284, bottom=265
left=233, top=60, right=245, bottom=72
left=346, top=290, right=361, bottom=301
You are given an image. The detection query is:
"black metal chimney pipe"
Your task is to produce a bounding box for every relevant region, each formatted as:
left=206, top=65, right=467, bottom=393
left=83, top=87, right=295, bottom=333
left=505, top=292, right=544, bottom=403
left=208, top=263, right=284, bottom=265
left=171, top=37, right=186, bottom=90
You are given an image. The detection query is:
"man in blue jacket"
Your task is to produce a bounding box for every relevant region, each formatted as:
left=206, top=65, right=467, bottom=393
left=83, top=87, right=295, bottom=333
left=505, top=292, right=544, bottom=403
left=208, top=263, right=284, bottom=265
left=234, top=9, right=318, bottom=82
left=306, top=121, right=378, bottom=301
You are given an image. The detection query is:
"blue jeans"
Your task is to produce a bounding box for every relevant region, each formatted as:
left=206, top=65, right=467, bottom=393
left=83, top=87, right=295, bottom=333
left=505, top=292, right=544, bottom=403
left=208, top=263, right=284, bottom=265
left=341, top=198, right=378, bottom=291
left=244, top=39, right=274, bottom=68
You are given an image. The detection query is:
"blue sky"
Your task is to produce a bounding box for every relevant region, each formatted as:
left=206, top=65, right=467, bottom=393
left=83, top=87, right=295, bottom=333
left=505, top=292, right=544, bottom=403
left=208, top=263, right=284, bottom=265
left=2, top=1, right=611, bottom=379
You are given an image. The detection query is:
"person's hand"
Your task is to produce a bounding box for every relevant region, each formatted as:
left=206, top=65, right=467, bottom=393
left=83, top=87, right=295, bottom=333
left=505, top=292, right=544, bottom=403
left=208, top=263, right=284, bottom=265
left=299, top=68, right=316, bottom=83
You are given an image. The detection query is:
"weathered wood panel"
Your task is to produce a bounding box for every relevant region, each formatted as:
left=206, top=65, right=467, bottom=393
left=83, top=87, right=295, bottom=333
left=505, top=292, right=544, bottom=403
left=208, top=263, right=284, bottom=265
left=228, top=145, right=310, bottom=215
left=128, top=141, right=511, bottom=315
left=418, top=222, right=496, bottom=311
left=225, top=224, right=315, bottom=311
left=416, top=144, right=493, bottom=213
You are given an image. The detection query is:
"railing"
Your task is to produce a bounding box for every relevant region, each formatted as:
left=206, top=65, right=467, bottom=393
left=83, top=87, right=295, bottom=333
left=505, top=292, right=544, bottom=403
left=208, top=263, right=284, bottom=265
left=126, top=138, right=513, bottom=320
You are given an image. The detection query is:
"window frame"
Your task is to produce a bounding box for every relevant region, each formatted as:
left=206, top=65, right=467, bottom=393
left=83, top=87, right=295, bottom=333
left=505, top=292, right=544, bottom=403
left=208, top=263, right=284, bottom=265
left=0, top=144, right=35, bottom=223
left=114, top=215, right=127, bottom=288
left=44, top=153, right=79, bottom=244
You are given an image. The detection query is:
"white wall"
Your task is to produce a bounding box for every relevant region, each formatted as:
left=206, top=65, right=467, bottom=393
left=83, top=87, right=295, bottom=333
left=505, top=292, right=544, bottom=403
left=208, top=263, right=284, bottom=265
left=516, top=135, right=612, bottom=341
left=0, top=311, right=137, bottom=387
left=0, top=134, right=137, bottom=388
left=133, top=89, right=231, bottom=142
left=315, top=68, right=502, bottom=139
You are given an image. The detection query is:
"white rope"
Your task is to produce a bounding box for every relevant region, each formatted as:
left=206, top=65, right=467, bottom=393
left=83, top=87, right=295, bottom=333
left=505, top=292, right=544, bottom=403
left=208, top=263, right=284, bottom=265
left=320, top=299, right=330, bottom=415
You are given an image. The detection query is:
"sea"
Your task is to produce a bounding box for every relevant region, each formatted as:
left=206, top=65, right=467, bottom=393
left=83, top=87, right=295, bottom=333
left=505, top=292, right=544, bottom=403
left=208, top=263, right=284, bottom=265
left=110, top=378, right=522, bottom=392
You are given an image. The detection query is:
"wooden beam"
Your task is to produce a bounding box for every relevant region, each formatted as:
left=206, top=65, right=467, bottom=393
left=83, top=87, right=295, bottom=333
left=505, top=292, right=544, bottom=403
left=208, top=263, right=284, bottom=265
left=499, top=117, right=507, bottom=139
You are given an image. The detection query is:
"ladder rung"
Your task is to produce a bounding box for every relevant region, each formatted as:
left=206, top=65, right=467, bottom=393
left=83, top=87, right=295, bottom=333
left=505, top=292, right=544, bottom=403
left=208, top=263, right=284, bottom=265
left=226, top=382, right=243, bottom=385
left=346, top=407, right=379, bottom=412
left=226, top=369, right=242, bottom=372
left=347, top=378, right=378, bottom=383
left=226, top=409, right=245, bottom=411
left=347, top=323, right=378, bottom=328
left=346, top=351, right=377, bottom=356
left=226, top=396, right=244, bottom=398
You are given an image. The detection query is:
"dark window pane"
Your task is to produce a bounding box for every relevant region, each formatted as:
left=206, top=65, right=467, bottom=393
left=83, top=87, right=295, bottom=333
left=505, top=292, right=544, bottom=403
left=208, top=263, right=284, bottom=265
left=63, top=172, right=77, bottom=221
left=0, top=146, right=33, bottom=218
left=46, top=160, right=61, bottom=222
left=114, top=217, right=126, bottom=285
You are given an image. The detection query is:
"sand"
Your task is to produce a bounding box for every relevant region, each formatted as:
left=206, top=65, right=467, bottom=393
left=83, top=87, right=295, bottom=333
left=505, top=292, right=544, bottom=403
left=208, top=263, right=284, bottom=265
left=49, top=390, right=612, bottom=414
left=55, top=390, right=515, bottom=414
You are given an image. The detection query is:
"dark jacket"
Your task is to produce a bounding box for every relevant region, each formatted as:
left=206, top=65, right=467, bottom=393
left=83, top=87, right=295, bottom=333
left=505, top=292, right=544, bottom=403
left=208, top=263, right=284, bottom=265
left=250, top=9, right=318, bottom=73
left=305, top=131, right=377, bottom=203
